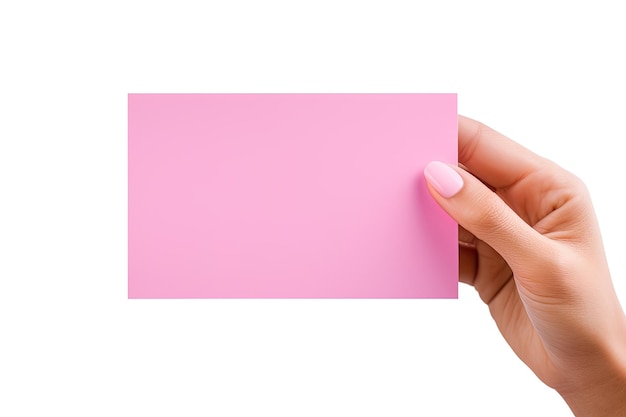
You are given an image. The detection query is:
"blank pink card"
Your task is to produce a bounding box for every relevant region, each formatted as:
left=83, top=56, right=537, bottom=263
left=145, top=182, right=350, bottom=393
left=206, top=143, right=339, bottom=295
left=128, top=94, right=457, bottom=298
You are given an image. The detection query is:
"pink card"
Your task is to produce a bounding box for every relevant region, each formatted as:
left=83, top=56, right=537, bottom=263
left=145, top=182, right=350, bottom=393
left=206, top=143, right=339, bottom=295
left=128, top=94, right=457, bottom=298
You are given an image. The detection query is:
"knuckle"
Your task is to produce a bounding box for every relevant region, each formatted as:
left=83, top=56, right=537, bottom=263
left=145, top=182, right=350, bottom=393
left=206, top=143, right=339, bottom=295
left=567, top=172, right=589, bottom=196
left=468, top=194, right=512, bottom=237
left=549, top=161, right=590, bottom=197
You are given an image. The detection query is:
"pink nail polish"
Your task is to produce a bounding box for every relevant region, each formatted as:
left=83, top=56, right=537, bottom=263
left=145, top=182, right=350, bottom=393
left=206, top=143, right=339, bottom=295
left=424, top=161, right=464, bottom=198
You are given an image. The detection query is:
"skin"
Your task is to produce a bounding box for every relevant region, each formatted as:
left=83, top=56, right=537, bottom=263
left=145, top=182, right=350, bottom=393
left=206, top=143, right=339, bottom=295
left=425, top=116, right=626, bottom=416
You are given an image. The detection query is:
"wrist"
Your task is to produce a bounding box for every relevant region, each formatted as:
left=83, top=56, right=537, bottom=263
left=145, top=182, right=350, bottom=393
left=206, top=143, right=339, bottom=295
left=558, top=313, right=626, bottom=417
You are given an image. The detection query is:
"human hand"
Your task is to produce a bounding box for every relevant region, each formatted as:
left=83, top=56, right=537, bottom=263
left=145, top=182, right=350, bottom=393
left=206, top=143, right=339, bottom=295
left=424, top=116, right=626, bottom=416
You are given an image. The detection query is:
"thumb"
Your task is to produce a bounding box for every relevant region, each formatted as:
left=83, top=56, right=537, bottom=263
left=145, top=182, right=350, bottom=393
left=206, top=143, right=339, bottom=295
left=424, top=161, right=547, bottom=271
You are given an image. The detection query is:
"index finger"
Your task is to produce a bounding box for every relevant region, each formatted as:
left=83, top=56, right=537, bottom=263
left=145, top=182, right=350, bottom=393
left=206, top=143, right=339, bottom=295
left=458, top=116, right=543, bottom=189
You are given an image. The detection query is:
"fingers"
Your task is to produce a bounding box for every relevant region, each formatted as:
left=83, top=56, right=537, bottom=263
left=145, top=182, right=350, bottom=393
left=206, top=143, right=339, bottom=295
left=459, top=245, right=476, bottom=286
left=458, top=116, right=544, bottom=189
left=459, top=225, right=477, bottom=249
left=459, top=225, right=477, bottom=285
left=458, top=225, right=514, bottom=305
left=424, top=161, right=549, bottom=272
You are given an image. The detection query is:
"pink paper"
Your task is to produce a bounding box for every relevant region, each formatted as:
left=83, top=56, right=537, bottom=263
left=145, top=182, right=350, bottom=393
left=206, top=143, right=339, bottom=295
left=128, top=94, right=457, bottom=298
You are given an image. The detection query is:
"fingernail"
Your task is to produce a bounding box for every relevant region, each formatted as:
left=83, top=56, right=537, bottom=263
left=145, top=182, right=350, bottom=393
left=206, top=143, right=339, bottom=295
left=424, top=161, right=464, bottom=198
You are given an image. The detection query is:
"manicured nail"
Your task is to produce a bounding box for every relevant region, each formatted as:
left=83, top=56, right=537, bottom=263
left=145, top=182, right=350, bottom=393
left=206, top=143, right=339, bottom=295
left=424, top=161, right=464, bottom=198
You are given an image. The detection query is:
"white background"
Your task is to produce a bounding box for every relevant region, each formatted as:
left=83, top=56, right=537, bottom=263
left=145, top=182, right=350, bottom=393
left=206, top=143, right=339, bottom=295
left=1, top=1, right=625, bottom=416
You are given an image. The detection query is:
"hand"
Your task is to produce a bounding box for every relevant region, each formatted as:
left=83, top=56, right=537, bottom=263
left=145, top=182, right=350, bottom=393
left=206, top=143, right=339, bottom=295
left=424, top=116, right=626, bottom=416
